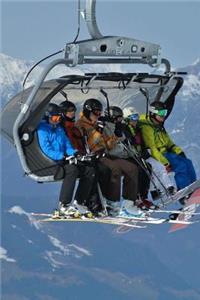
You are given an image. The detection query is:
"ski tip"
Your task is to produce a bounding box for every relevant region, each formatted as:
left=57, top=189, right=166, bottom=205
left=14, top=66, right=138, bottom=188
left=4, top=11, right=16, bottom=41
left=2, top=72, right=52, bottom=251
left=168, top=223, right=189, bottom=233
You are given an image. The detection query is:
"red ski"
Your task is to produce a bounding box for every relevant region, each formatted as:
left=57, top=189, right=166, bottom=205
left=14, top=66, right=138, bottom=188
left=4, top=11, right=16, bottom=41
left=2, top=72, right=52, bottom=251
left=169, top=188, right=200, bottom=233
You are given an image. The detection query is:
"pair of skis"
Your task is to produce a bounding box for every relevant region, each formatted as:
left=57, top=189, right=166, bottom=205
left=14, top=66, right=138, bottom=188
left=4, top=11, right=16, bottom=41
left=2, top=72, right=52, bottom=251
left=30, top=180, right=200, bottom=232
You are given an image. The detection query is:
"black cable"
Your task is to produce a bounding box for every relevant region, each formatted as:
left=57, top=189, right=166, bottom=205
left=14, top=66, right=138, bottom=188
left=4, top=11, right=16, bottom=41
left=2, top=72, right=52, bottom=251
left=22, top=49, right=64, bottom=89
left=73, top=0, right=81, bottom=43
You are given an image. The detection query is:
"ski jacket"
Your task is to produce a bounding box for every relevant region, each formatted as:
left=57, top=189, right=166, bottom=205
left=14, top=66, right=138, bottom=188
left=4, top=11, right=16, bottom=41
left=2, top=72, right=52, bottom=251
left=37, top=120, right=77, bottom=161
left=123, top=122, right=150, bottom=160
left=76, top=115, right=118, bottom=153
left=138, top=114, right=182, bottom=166
left=62, top=120, right=86, bottom=154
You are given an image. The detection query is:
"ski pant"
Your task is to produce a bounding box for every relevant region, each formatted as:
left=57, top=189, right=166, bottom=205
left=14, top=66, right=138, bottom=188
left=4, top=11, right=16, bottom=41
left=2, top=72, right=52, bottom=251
left=147, top=157, right=175, bottom=191
left=163, top=152, right=196, bottom=190
left=59, top=162, right=96, bottom=206
left=138, top=163, right=151, bottom=200
left=99, top=157, right=138, bottom=203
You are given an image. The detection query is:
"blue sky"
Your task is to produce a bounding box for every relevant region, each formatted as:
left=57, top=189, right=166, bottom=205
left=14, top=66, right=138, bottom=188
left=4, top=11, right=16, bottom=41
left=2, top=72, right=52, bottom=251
left=1, top=0, right=200, bottom=68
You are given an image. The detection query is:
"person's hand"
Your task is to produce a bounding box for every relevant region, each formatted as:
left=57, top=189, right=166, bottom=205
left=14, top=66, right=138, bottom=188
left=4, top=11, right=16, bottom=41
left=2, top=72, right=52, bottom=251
left=96, top=120, right=105, bottom=132
left=165, top=164, right=172, bottom=173
left=179, top=152, right=186, bottom=158
left=64, top=155, right=78, bottom=165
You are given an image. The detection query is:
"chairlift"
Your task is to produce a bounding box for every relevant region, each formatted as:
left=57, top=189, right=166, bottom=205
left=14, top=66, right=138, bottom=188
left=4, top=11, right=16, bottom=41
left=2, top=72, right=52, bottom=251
left=1, top=0, right=185, bottom=183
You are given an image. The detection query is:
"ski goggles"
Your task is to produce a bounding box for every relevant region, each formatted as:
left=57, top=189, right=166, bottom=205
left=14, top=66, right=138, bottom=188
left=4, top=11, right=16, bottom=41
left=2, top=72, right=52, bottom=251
left=49, top=115, right=61, bottom=123
left=155, top=109, right=168, bottom=117
left=150, top=107, right=168, bottom=117
left=128, top=113, right=139, bottom=121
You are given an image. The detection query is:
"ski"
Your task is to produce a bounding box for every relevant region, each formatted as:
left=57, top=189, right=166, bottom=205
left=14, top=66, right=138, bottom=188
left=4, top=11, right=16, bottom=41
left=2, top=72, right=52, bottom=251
left=39, top=216, right=145, bottom=228
left=163, top=179, right=200, bottom=206
left=32, top=212, right=197, bottom=226
left=169, top=188, right=200, bottom=232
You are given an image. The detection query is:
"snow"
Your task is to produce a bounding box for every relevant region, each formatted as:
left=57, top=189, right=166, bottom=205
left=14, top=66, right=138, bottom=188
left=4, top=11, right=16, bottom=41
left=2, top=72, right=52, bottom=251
left=182, top=74, right=200, bottom=97
left=48, top=235, right=92, bottom=257
left=0, top=246, right=16, bottom=263
left=8, top=205, right=43, bottom=231
left=44, top=236, right=92, bottom=269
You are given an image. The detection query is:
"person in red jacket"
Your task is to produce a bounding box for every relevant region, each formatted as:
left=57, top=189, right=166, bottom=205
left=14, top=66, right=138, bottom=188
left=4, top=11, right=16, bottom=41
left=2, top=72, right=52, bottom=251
left=59, top=100, right=106, bottom=215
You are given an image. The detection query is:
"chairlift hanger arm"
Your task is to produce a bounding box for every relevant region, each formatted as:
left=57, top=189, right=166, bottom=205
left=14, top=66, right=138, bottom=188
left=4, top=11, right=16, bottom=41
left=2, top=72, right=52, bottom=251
left=64, top=0, right=163, bottom=69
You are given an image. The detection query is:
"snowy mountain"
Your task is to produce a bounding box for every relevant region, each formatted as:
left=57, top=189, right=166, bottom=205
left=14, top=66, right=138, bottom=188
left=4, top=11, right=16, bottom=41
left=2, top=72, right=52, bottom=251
left=1, top=53, right=200, bottom=300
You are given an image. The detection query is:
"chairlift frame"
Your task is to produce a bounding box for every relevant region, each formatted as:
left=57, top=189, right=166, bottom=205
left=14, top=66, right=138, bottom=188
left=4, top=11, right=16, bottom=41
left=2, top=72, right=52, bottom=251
left=1, top=0, right=185, bottom=183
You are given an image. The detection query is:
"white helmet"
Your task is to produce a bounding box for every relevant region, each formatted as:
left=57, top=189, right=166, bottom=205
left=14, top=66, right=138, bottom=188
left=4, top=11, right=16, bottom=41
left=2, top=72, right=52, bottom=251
left=123, top=106, right=139, bottom=119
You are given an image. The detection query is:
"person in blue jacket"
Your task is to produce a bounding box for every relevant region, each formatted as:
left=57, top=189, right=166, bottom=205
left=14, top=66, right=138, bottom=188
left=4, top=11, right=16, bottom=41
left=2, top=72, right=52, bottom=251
left=37, top=103, right=96, bottom=216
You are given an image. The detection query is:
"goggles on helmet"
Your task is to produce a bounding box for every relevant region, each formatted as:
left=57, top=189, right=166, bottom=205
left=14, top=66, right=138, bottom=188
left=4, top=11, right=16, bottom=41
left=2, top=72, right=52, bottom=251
left=128, top=113, right=139, bottom=121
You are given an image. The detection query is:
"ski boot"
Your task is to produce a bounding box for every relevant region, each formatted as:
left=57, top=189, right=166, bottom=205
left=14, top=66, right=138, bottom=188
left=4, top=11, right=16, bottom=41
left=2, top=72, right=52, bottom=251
left=167, top=186, right=176, bottom=196
left=118, top=200, right=145, bottom=218
left=52, top=209, right=62, bottom=219
left=106, top=200, right=120, bottom=217
left=59, top=204, right=81, bottom=219
left=150, top=189, right=162, bottom=201
left=73, top=200, right=94, bottom=219
left=136, top=199, right=159, bottom=211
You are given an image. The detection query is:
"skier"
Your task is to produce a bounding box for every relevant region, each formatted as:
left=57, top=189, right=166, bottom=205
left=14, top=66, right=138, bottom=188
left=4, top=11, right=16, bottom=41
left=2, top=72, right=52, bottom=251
left=104, top=106, right=155, bottom=210
left=59, top=100, right=105, bottom=215
left=37, top=103, right=97, bottom=216
left=123, top=106, right=175, bottom=201
left=76, top=99, right=143, bottom=217
left=139, top=101, right=197, bottom=194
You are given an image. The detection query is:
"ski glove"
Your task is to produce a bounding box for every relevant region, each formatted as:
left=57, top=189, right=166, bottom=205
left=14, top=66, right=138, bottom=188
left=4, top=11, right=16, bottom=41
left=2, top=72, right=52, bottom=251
left=179, top=152, right=186, bottom=158
left=95, top=120, right=105, bottom=133
left=64, top=155, right=78, bottom=165
left=165, top=164, right=172, bottom=173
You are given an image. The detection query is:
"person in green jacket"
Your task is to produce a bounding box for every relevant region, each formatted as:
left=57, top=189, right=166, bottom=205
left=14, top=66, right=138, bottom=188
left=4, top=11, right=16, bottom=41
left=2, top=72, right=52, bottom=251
left=139, top=101, right=196, bottom=191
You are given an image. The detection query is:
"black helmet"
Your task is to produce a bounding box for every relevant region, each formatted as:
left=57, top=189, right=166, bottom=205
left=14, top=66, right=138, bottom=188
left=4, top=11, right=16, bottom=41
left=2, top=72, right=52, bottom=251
left=83, top=98, right=103, bottom=118
left=149, top=101, right=168, bottom=123
left=46, top=103, right=61, bottom=117
left=105, top=106, right=123, bottom=120
left=59, top=100, right=76, bottom=112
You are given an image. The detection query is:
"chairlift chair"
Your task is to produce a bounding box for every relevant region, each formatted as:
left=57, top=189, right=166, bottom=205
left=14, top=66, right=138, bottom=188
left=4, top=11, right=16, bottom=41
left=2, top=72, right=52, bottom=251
left=0, top=0, right=185, bottom=183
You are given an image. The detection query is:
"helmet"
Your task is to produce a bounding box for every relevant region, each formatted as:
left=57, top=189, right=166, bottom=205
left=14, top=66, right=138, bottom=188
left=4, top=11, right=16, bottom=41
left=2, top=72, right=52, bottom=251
left=83, top=98, right=103, bottom=118
left=46, top=103, right=61, bottom=117
left=59, top=100, right=76, bottom=112
left=104, top=106, right=123, bottom=120
left=123, top=106, right=139, bottom=121
left=149, top=101, right=168, bottom=118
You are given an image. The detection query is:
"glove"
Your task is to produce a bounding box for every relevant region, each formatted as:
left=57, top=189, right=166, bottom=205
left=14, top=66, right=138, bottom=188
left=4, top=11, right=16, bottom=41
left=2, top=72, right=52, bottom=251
left=165, top=164, right=172, bottom=173
left=64, top=155, right=78, bottom=165
left=179, top=152, right=186, bottom=158
left=95, top=120, right=105, bottom=133
left=78, top=155, right=92, bottom=162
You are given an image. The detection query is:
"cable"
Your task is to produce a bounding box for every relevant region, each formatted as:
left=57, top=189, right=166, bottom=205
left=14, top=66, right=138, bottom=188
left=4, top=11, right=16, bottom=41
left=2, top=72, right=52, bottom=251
left=73, top=0, right=81, bottom=43
left=22, top=49, right=64, bottom=89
